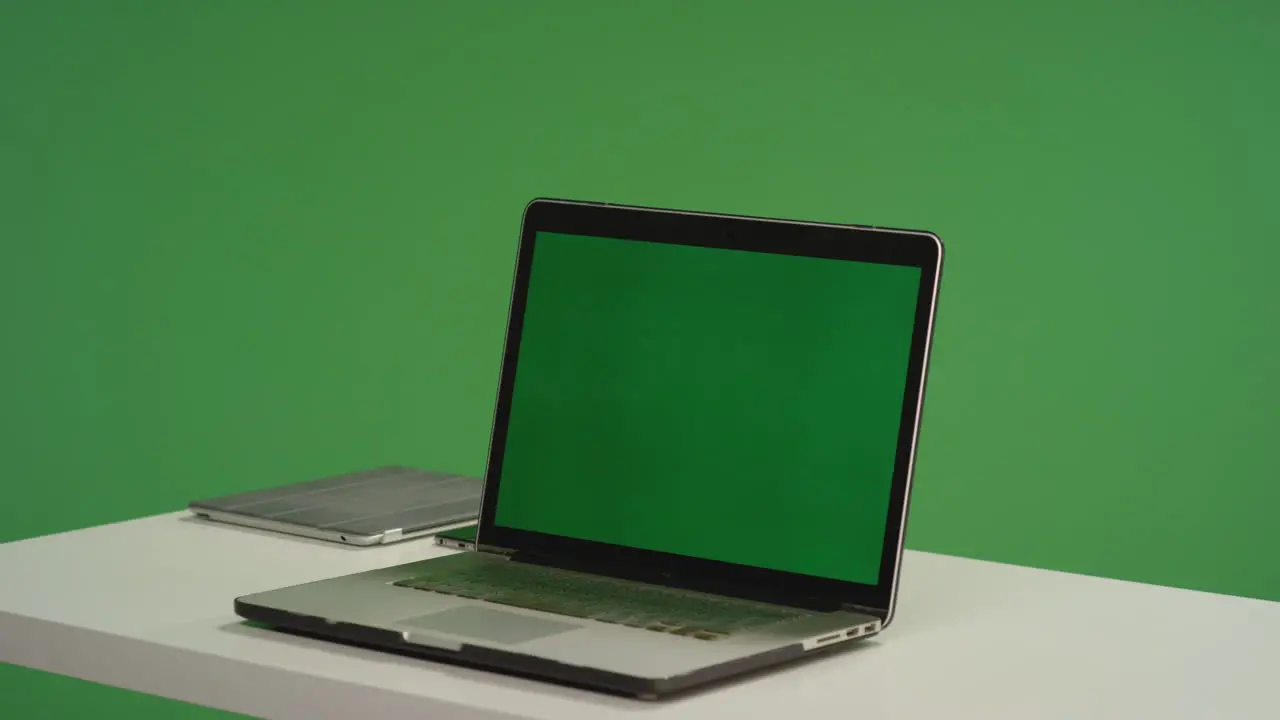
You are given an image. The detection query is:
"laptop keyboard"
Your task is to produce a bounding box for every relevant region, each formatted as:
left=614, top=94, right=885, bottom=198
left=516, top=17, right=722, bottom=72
left=393, top=560, right=805, bottom=640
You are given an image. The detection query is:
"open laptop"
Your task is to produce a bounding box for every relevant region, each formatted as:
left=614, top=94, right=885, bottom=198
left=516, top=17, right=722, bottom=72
left=235, top=199, right=944, bottom=699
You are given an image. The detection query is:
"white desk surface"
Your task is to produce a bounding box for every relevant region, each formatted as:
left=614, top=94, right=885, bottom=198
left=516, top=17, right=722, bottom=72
left=2, top=513, right=1276, bottom=720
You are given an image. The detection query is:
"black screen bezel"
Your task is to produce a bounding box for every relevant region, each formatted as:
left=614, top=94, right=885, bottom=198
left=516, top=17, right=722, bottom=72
left=476, top=198, right=942, bottom=614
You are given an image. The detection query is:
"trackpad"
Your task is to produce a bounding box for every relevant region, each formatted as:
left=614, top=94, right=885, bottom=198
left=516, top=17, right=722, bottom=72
left=400, top=606, right=583, bottom=645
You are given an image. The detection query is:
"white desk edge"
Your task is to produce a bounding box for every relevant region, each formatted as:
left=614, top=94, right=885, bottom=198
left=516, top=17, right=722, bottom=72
left=2, top=512, right=1276, bottom=720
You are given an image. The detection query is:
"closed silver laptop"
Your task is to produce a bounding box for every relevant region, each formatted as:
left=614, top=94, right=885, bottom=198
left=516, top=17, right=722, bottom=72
left=235, top=199, right=944, bottom=698
left=191, top=467, right=481, bottom=545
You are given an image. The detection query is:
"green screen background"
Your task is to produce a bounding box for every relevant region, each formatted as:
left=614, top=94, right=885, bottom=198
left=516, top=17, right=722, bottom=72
left=2, top=1, right=1277, bottom=717
left=495, top=232, right=920, bottom=584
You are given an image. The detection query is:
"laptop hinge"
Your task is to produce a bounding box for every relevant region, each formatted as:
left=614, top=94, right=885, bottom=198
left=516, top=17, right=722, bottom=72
left=509, top=550, right=843, bottom=613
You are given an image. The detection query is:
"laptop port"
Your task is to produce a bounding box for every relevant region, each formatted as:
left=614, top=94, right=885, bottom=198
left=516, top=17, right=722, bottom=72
left=802, top=632, right=847, bottom=650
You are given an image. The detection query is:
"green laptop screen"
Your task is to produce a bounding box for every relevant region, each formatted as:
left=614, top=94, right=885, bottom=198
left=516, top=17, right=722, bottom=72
left=493, top=231, right=921, bottom=585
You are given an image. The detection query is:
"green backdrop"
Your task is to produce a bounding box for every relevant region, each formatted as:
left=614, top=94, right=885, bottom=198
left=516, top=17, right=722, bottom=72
left=2, top=1, right=1276, bottom=717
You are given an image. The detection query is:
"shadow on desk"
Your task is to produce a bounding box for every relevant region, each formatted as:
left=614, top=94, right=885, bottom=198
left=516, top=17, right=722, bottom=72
left=219, top=618, right=882, bottom=705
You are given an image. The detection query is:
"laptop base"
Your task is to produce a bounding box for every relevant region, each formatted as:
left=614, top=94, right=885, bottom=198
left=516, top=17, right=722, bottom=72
left=235, top=552, right=880, bottom=699
left=236, top=593, right=864, bottom=699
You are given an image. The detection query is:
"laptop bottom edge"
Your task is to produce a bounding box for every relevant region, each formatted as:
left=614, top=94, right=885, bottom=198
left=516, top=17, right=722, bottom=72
left=232, top=598, right=820, bottom=699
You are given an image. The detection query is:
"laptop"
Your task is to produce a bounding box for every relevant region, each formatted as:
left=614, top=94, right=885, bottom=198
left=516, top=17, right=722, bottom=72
left=189, top=467, right=482, bottom=546
left=235, top=199, right=944, bottom=699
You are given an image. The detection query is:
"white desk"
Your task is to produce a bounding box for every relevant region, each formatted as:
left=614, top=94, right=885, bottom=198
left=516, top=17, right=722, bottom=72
left=2, top=513, right=1276, bottom=719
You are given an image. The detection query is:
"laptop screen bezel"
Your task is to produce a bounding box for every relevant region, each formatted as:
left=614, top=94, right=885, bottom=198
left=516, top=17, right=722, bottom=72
left=475, top=198, right=943, bottom=617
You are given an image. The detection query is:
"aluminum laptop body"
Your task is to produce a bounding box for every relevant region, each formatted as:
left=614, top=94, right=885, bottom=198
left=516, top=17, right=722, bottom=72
left=235, top=199, right=944, bottom=699
left=190, top=467, right=481, bottom=546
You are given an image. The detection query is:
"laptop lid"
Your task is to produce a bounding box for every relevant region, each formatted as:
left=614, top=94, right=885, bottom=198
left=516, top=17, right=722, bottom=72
left=476, top=199, right=943, bottom=623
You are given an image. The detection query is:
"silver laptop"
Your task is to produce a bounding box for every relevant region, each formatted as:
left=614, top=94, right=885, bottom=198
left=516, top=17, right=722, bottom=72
left=191, top=467, right=482, bottom=545
left=235, top=199, right=944, bottom=698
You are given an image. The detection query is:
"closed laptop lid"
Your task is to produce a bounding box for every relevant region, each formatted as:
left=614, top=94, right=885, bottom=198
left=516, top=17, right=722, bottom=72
left=192, top=466, right=481, bottom=536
